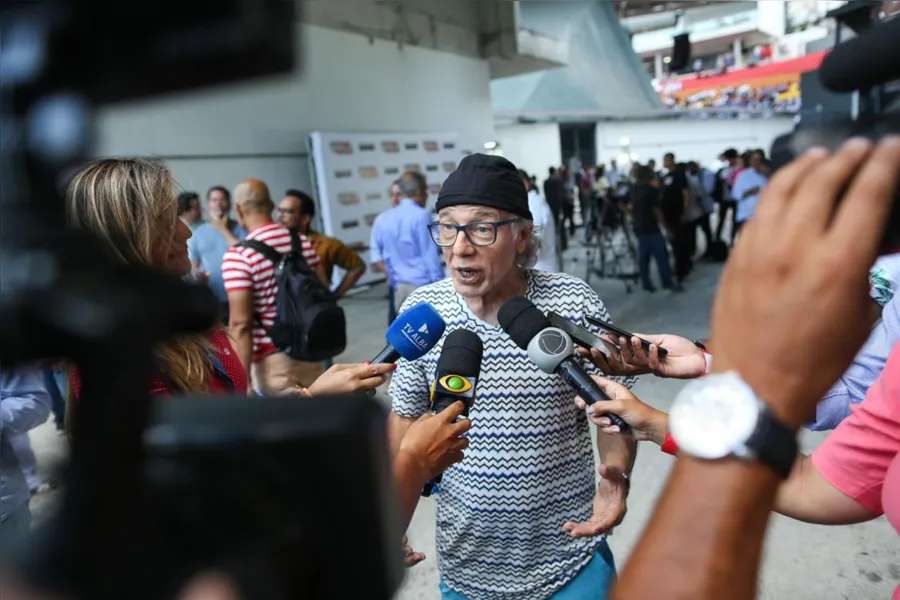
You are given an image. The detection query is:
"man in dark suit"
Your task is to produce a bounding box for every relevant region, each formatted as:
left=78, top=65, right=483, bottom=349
left=543, top=166, right=566, bottom=250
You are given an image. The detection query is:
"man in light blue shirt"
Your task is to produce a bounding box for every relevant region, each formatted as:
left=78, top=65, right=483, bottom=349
left=1, top=363, right=52, bottom=557
left=370, top=171, right=444, bottom=312
left=188, top=185, right=247, bottom=323
left=730, top=149, right=768, bottom=235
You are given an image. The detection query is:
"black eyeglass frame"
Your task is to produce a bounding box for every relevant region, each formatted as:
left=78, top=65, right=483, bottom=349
left=428, top=218, right=520, bottom=247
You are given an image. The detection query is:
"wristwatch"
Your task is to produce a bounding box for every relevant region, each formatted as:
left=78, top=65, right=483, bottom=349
left=668, top=371, right=798, bottom=478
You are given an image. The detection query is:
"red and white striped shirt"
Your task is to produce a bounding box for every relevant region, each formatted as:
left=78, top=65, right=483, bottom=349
left=222, top=223, right=320, bottom=361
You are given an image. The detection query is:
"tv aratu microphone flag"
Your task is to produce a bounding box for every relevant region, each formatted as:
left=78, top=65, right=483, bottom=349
left=497, top=297, right=630, bottom=432
left=370, top=302, right=447, bottom=364
left=422, top=329, right=484, bottom=497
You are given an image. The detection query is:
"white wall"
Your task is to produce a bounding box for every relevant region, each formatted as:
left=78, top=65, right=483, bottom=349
left=94, top=24, right=495, bottom=203
left=595, top=117, right=794, bottom=168
left=494, top=123, right=561, bottom=179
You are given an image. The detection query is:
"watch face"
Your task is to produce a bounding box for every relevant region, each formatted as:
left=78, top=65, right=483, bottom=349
left=670, top=374, right=761, bottom=460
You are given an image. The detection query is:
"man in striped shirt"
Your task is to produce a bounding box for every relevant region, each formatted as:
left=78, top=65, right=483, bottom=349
left=222, top=179, right=329, bottom=394
left=390, top=155, right=636, bottom=600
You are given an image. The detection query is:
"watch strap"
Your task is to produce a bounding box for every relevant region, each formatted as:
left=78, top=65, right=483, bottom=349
left=746, top=407, right=798, bottom=479
left=660, top=431, right=679, bottom=456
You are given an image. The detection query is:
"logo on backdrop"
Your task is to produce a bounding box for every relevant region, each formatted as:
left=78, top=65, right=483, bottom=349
left=404, top=142, right=419, bottom=151
left=358, top=166, right=379, bottom=178
left=423, top=140, right=439, bottom=152
left=341, top=219, right=360, bottom=230
left=330, top=141, right=353, bottom=155
left=359, top=143, right=376, bottom=152
left=382, top=141, right=400, bottom=153
left=365, top=192, right=382, bottom=202
left=384, top=166, right=400, bottom=176
left=363, top=213, right=379, bottom=226
left=425, top=164, right=439, bottom=172
left=334, top=169, right=353, bottom=179
left=442, top=162, right=457, bottom=172
left=428, top=183, right=442, bottom=195
left=404, top=163, right=421, bottom=173
left=337, top=192, right=361, bottom=206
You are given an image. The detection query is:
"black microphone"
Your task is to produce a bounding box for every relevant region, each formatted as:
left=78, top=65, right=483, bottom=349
left=422, top=329, right=483, bottom=497
left=498, top=297, right=630, bottom=432
left=819, top=16, right=900, bottom=93
left=430, top=329, right=484, bottom=417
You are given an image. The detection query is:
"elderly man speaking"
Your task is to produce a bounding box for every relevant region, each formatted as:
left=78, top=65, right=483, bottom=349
left=389, top=154, right=637, bottom=600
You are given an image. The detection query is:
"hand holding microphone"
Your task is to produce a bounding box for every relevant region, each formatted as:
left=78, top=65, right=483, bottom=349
left=574, top=376, right=669, bottom=445
left=498, top=297, right=631, bottom=433
left=393, top=400, right=472, bottom=533
left=303, top=362, right=397, bottom=396
left=399, top=401, right=472, bottom=482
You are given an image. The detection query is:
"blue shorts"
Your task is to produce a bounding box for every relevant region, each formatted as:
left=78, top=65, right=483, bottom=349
left=439, top=541, right=616, bottom=600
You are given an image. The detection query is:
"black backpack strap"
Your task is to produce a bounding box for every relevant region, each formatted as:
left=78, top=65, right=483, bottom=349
left=237, top=238, right=283, bottom=266
left=235, top=238, right=281, bottom=332
left=288, top=229, right=310, bottom=260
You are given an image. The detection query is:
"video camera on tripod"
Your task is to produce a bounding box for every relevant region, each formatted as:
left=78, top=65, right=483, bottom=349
left=771, top=0, right=900, bottom=253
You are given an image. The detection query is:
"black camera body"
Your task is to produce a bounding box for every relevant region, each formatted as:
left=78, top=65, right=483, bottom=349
left=2, top=2, right=402, bottom=599
left=770, top=5, right=900, bottom=253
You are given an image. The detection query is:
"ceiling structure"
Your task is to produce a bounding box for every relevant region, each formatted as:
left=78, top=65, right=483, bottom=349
left=611, top=0, right=717, bottom=18
left=492, top=0, right=664, bottom=121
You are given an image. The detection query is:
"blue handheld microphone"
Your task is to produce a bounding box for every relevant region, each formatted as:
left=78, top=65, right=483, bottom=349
left=370, top=302, right=446, bottom=364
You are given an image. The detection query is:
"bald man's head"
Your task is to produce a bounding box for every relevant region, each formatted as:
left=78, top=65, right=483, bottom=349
left=233, top=179, right=273, bottom=214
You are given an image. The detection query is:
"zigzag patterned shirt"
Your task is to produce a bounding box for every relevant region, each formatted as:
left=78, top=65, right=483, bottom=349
left=390, top=270, right=636, bottom=600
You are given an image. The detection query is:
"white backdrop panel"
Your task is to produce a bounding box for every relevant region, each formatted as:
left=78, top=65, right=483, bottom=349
left=308, top=131, right=461, bottom=288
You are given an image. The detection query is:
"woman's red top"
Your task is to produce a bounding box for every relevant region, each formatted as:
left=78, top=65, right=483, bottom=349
left=70, top=329, right=248, bottom=399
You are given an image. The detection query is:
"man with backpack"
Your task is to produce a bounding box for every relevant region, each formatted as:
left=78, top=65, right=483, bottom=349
left=223, top=179, right=342, bottom=395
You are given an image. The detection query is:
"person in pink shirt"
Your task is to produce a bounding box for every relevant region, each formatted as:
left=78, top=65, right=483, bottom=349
left=812, top=342, right=900, bottom=538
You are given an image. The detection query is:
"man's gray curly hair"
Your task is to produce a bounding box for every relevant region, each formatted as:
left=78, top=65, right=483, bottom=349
left=510, top=218, right=542, bottom=269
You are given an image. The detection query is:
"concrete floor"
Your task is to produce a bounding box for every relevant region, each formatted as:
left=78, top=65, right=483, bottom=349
left=25, top=251, right=899, bottom=599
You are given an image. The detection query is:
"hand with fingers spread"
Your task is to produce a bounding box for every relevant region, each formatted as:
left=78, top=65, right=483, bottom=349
left=577, top=334, right=706, bottom=380
left=574, top=375, right=669, bottom=445
left=562, top=464, right=629, bottom=538
left=307, top=362, right=397, bottom=396
left=712, top=136, right=900, bottom=428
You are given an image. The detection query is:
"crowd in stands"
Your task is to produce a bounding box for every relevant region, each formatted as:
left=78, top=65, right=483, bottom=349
left=663, top=81, right=800, bottom=113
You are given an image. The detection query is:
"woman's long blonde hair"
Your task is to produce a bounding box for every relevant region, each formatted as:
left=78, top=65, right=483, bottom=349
left=65, top=158, right=212, bottom=394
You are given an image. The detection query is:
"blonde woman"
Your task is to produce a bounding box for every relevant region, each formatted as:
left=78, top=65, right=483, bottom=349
left=64, top=158, right=390, bottom=406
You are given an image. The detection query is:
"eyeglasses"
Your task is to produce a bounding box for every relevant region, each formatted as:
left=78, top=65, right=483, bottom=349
left=428, top=219, right=519, bottom=247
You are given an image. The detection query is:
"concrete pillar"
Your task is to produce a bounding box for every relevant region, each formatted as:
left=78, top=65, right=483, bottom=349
left=733, top=38, right=743, bottom=68
left=654, top=53, right=664, bottom=79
